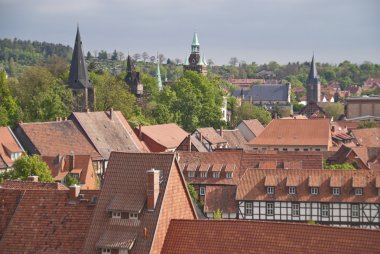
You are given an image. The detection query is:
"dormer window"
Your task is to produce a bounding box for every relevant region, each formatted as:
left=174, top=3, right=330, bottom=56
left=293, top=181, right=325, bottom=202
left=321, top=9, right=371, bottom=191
left=213, top=172, right=220, bottom=178
left=311, top=187, right=319, bottom=195
left=112, top=212, right=121, bottom=219
left=129, top=213, right=138, bottom=220
left=355, top=188, right=363, bottom=196
left=199, top=186, right=205, bottom=196
left=267, top=186, right=275, bottom=195
left=200, top=172, right=207, bottom=178
left=102, top=248, right=111, bottom=254
left=226, top=172, right=233, bottom=179
left=188, top=171, right=195, bottom=178
left=289, top=186, right=296, bottom=195
left=332, top=187, right=340, bottom=196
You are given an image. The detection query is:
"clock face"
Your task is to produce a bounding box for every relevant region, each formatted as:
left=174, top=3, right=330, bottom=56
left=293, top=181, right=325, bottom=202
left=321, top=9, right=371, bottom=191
left=192, top=59, right=196, bottom=64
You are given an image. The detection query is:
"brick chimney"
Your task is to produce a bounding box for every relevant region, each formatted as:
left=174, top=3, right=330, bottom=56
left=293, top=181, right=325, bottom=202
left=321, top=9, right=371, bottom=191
left=146, top=168, right=160, bottom=211
left=219, top=126, right=223, bottom=137
left=138, top=124, right=142, bottom=140
left=27, top=175, right=38, bottom=182
left=109, top=108, right=114, bottom=120
left=69, top=152, right=75, bottom=170
left=69, top=184, right=81, bottom=200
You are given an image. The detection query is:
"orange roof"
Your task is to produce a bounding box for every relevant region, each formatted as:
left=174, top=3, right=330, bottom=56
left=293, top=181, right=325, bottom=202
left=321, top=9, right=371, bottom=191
left=196, top=127, right=227, bottom=144
left=249, top=119, right=331, bottom=146
left=351, top=128, right=380, bottom=147
left=204, top=186, right=237, bottom=213
left=1, top=180, right=68, bottom=190
left=140, top=123, right=188, bottom=149
left=241, top=119, right=264, bottom=136
left=0, top=127, right=23, bottom=168
left=162, top=220, right=380, bottom=254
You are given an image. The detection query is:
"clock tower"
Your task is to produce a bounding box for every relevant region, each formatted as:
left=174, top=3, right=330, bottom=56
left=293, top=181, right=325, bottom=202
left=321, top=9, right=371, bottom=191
left=183, top=33, right=208, bottom=75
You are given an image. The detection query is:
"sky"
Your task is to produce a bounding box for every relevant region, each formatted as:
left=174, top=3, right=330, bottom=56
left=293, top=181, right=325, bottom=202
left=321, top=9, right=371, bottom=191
left=0, top=0, right=379, bottom=65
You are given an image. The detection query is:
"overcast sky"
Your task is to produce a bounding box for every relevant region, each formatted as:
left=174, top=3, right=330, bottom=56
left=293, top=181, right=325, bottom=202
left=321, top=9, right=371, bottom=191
left=0, top=0, right=379, bottom=65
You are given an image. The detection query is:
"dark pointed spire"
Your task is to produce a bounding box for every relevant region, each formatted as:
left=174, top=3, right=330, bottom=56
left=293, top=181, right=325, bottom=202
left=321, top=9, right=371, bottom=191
left=307, top=54, right=318, bottom=80
left=68, top=26, right=92, bottom=89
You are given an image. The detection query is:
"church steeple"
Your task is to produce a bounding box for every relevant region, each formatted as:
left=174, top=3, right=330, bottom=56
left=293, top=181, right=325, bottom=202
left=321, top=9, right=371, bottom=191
left=156, top=54, right=163, bottom=91
left=68, top=26, right=92, bottom=89
left=183, top=32, right=207, bottom=75
left=306, top=54, right=321, bottom=103
left=67, top=26, right=95, bottom=112
left=125, top=55, right=143, bottom=97
left=191, top=32, right=200, bottom=53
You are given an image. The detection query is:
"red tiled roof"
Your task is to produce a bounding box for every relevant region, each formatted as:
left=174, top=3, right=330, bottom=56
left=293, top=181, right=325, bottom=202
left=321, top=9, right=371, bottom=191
left=15, top=120, right=102, bottom=160
left=236, top=169, right=380, bottom=203
left=204, top=186, right=237, bottom=213
left=221, top=129, right=248, bottom=149
left=1, top=180, right=68, bottom=190
left=0, top=189, right=99, bottom=253
left=162, top=219, right=380, bottom=254
left=0, top=189, right=24, bottom=239
left=0, top=127, right=23, bottom=168
left=351, top=128, right=380, bottom=147
left=139, top=123, right=188, bottom=149
left=83, top=153, right=196, bottom=254
left=196, top=128, right=227, bottom=144
left=70, top=111, right=147, bottom=159
left=249, top=119, right=331, bottom=147
left=241, top=119, right=264, bottom=136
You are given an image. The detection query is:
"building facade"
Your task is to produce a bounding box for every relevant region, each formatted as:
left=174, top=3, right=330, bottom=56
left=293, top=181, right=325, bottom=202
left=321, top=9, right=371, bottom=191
left=345, top=96, right=380, bottom=118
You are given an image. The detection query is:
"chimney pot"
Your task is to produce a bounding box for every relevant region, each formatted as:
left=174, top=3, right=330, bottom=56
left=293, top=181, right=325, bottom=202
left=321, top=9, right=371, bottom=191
left=109, top=108, right=114, bottom=120
left=69, top=184, right=81, bottom=199
left=27, top=175, right=38, bottom=182
left=146, top=168, right=160, bottom=210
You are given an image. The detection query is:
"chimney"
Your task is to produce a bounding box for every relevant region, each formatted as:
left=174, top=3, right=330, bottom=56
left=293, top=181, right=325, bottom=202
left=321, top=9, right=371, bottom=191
left=138, top=124, right=142, bottom=140
left=27, top=175, right=38, bottom=182
left=56, top=117, right=59, bottom=122
left=219, top=126, right=223, bottom=137
left=188, top=134, right=191, bottom=152
left=69, top=184, right=81, bottom=200
left=109, top=108, right=114, bottom=120
left=69, top=152, right=75, bottom=170
left=146, top=168, right=160, bottom=211
left=331, top=125, right=336, bottom=132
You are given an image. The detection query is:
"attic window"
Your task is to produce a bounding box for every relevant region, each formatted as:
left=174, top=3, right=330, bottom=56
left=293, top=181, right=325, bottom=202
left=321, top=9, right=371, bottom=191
left=102, top=248, right=111, bottom=254
left=213, top=172, right=220, bottom=178
left=112, top=212, right=121, bottom=219
left=355, top=188, right=363, bottom=196
left=129, top=213, right=138, bottom=220
left=226, top=172, right=233, bottom=179
left=332, top=187, right=340, bottom=196
left=267, top=186, right=275, bottom=195
left=289, top=186, right=296, bottom=195
left=200, top=172, right=207, bottom=178
left=311, top=187, right=319, bottom=195
left=188, top=171, right=195, bottom=178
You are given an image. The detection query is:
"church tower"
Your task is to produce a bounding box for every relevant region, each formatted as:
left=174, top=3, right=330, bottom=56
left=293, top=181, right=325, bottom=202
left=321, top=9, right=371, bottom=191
left=156, top=54, right=163, bottom=91
left=125, top=55, right=143, bottom=97
left=68, top=26, right=95, bottom=112
left=183, top=33, right=207, bottom=75
left=306, top=54, right=321, bottom=103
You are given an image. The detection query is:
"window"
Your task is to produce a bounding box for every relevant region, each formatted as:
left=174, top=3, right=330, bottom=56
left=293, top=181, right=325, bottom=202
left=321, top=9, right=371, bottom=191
left=102, top=248, right=111, bottom=254
left=294, top=148, right=300, bottom=151
left=226, top=172, right=233, bottom=179
left=199, top=186, right=205, bottom=196
left=274, top=148, right=279, bottom=151
left=267, top=186, right=275, bottom=195
left=292, top=203, right=300, bottom=216
left=315, top=148, right=321, bottom=151
left=289, top=186, right=296, bottom=195
left=352, top=204, right=359, bottom=217
left=200, top=172, right=207, bottom=178
left=112, top=212, right=121, bottom=219
left=245, top=202, right=252, bottom=215
left=282, top=148, right=288, bottom=151
left=213, top=172, right=220, bottom=178
left=129, top=213, right=138, bottom=220
left=303, top=148, right=308, bottom=151
left=188, top=171, right=195, bottom=178
left=355, top=188, right=363, bottom=196
left=310, top=187, right=319, bottom=195
left=332, top=187, right=340, bottom=196
left=266, top=202, right=274, bottom=216
left=321, top=204, right=329, bottom=217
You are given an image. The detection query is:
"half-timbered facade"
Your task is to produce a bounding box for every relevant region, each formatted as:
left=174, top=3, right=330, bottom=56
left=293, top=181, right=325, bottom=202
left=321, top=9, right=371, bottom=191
left=236, top=169, right=380, bottom=229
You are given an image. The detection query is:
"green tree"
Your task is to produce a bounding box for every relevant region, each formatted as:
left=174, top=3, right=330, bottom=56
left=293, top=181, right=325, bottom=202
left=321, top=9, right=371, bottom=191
left=323, top=160, right=355, bottom=170
left=237, top=102, right=272, bottom=125
left=324, top=103, right=344, bottom=120
left=358, top=120, right=377, bottom=129
left=111, top=50, right=118, bottom=61
left=213, top=208, right=223, bottom=220
left=187, top=183, right=198, bottom=202
left=0, top=70, right=21, bottom=126
left=65, top=173, right=79, bottom=187
left=2, top=155, right=54, bottom=182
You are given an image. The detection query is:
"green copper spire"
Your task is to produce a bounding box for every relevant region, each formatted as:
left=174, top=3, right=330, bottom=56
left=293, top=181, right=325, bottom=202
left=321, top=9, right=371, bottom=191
left=156, top=54, right=163, bottom=91
left=184, top=54, right=189, bottom=65
left=192, top=32, right=200, bottom=46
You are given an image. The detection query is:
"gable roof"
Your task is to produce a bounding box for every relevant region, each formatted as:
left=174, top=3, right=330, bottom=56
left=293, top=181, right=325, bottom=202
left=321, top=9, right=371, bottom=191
left=249, top=119, right=331, bottom=147
left=139, top=123, right=188, bottom=150
left=195, top=127, right=227, bottom=144
left=14, top=120, right=102, bottom=160
left=351, top=128, right=380, bottom=147
left=233, top=84, right=289, bottom=102
left=0, top=189, right=99, bottom=253
left=240, top=119, right=265, bottom=136
left=204, top=186, right=237, bottom=214
left=1, top=180, right=68, bottom=190
left=70, top=110, right=147, bottom=159
left=236, top=169, right=380, bottom=203
left=176, top=135, right=208, bottom=152
left=162, top=219, right=380, bottom=254
left=221, top=129, right=248, bottom=149
left=0, top=127, right=24, bottom=169
left=83, top=152, right=196, bottom=253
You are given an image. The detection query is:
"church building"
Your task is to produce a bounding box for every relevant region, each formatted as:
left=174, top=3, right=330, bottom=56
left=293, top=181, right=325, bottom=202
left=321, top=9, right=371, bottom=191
left=67, top=27, right=95, bottom=112
left=183, top=33, right=208, bottom=75
left=306, top=55, right=321, bottom=103
left=125, top=55, right=144, bottom=97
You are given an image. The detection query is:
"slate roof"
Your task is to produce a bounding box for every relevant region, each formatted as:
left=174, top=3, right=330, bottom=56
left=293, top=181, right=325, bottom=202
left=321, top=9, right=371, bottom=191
left=83, top=152, right=197, bottom=254
left=70, top=110, right=147, bottom=159
left=0, top=180, right=68, bottom=190
left=249, top=119, right=331, bottom=147
left=204, top=186, right=237, bottom=213
left=0, top=189, right=99, bottom=253
left=161, top=219, right=380, bottom=254
left=176, top=135, right=208, bottom=152
left=138, top=123, right=188, bottom=150
left=351, top=128, right=380, bottom=147
left=236, top=169, right=380, bottom=203
left=232, top=84, right=289, bottom=102
left=14, top=120, right=102, bottom=160
left=0, top=127, right=24, bottom=169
